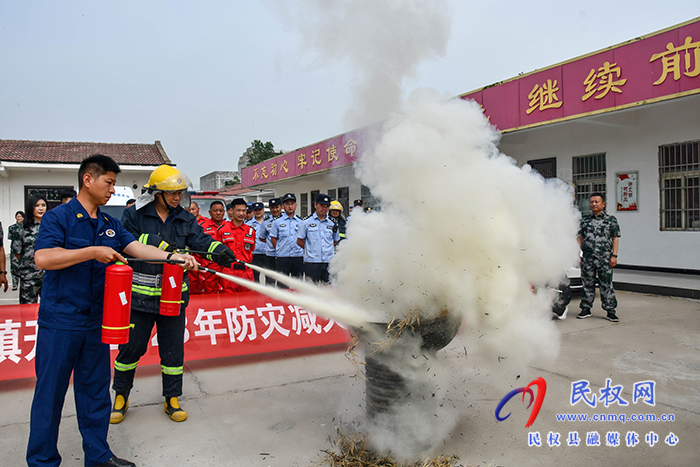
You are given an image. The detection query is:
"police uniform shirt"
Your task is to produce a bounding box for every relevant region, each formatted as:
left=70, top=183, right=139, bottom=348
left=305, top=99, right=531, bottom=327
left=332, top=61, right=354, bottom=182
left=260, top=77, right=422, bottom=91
left=247, top=217, right=267, bottom=255
left=270, top=213, right=304, bottom=258
left=297, top=213, right=339, bottom=263
left=258, top=216, right=278, bottom=257
left=35, top=198, right=136, bottom=330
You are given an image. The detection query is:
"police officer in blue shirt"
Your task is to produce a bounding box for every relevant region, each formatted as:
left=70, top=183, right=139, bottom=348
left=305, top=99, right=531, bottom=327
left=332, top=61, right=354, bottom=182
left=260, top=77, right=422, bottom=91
left=246, top=202, right=267, bottom=282
left=257, top=198, right=281, bottom=285
left=270, top=193, right=304, bottom=283
left=27, top=155, right=197, bottom=467
left=297, top=194, right=340, bottom=283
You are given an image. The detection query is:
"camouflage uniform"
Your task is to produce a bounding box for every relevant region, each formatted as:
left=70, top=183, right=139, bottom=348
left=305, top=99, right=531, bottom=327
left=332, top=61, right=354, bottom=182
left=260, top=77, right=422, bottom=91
left=11, top=223, right=45, bottom=304
left=578, top=211, right=620, bottom=313
left=7, top=222, right=23, bottom=290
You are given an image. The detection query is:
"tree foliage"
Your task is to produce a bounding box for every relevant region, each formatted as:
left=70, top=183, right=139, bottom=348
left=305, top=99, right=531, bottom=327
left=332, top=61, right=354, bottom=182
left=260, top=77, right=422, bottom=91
left=246, top=140, right=280, bottom=167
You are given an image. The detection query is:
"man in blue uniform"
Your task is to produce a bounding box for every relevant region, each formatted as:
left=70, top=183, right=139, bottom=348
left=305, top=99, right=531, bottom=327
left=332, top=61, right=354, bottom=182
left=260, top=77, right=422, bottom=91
left=246, top=202, right=267, bottom=282
left=28, top=155, right=197, bottom=467
left=270, top=193, right=304, bottom=283
left=297, top=194, right=340, bottom=283
left=258, top=198, right=282, bottom=285
left=111, top=165, right=237, bottom=424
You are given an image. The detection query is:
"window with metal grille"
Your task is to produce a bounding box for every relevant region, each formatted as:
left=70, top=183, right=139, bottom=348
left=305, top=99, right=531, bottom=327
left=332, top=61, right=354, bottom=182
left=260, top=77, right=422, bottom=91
left=527, top=157, right=557, bottom=179
left=658, top=140, right=700, bottom=231
left=300, top=193, right=308, bottom=217
left=572, top=154, right=607, bottom=214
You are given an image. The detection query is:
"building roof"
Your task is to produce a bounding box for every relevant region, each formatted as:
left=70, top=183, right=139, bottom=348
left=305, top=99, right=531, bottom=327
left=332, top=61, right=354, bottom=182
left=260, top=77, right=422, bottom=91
left=0, top=139, right=171, bottom=165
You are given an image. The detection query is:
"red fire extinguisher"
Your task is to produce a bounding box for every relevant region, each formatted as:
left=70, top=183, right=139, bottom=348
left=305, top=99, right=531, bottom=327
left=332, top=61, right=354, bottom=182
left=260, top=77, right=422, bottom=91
left=160, top=261, right=184, bottom=316
left=102, top=262, right=134, bottom=344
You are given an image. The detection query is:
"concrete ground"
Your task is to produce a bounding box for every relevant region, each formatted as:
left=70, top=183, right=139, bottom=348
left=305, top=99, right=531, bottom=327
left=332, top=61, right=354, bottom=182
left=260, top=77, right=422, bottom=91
left=1, top=290, right=699, bottom=467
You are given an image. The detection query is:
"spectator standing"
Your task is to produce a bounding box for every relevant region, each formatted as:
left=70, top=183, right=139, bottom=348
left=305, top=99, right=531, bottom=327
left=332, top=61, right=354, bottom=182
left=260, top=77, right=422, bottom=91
left=297, top=194, right=339, bottom=283
left=270, top=193, right=304, bottom=283
left=258, top=198, right=282, bottom=285
left=246, top=202, right=267, bottom=282
left=193, top=201, right=229, bottom=294
left=59, top=188, right=77, bottom=204
left=12, top=195, right=47, bottom=303
left=0, top=221, right=8, bottom=292
left=7, top=210, right=25, bottom=291
left=577, top=192, right=621, bottom=322
left=328, top=200, right=346, bottom=243
left=187, top=201, right=207, bottom=294
left=220, top=198, right=255, bottom=292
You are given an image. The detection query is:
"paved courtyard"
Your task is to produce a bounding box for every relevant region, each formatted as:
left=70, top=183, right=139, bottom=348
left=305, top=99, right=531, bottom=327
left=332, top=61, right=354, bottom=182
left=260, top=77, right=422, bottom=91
left=1, top=290, right=699, bottom=466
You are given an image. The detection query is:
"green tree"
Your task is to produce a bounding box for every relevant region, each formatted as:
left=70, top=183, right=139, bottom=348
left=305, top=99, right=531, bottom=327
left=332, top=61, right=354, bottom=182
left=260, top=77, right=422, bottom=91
left=246, top=140, right=280, bottom=167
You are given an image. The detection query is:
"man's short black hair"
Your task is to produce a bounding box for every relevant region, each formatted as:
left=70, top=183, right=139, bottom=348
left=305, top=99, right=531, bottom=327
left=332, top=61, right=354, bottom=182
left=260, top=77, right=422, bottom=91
left=210, top=200, right=225, bottom=209
left=590, top=192, right=606, bottom=202
left=59, top=188, right=77, bottom=202
left=78, top=154, right=121, bottom=189
left=231, top=198, right=247, bottom=208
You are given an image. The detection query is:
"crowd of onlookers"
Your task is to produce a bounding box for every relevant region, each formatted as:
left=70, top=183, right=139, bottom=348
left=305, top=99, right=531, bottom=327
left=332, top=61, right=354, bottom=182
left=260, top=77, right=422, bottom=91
left=1, top=187, right=367, bottom=304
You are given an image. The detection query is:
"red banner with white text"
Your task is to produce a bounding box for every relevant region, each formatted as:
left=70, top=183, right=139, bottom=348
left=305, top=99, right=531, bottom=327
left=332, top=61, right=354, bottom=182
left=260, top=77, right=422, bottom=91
left=0, top=291, right=351, bottom=381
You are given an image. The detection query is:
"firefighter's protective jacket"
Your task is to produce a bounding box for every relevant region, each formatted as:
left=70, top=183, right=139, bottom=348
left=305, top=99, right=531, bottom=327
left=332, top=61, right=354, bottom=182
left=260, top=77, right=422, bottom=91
left=121, top=203, right=230, bottom=313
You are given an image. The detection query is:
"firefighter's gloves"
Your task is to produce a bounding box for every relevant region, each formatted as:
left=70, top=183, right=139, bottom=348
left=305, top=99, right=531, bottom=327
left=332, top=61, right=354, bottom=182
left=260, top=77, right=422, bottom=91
left=217, top=248, right=238, bottom=268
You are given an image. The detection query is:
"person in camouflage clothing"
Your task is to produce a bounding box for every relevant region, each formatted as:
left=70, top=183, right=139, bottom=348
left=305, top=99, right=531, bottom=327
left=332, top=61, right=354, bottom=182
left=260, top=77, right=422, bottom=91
left=8, top=211, right=25, bottom=291
left=12, top=196, right=47, bottom=304
left=577, top=192, right=620, bottom=322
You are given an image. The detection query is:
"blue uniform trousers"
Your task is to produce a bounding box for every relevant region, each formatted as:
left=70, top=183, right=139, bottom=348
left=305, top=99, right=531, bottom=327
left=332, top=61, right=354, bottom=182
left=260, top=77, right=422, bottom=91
left=27, top=326, right=112, bottom=467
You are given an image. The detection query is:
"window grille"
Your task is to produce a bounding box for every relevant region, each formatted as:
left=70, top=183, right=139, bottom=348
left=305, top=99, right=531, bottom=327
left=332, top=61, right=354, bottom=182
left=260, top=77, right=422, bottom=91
left=573, top=154, right=607, bottom=214
left=659, top=140, right=700, bottom=231
left=527, top=157, right=557, bottom=179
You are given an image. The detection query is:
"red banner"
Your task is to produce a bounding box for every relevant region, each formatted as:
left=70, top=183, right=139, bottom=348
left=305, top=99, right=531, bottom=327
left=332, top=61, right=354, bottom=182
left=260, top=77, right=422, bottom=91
left=461, top=19, right=700, bottom=132
left=0, top=292, right=351, bottom=381
left=241, top=130, right=364, bottom=187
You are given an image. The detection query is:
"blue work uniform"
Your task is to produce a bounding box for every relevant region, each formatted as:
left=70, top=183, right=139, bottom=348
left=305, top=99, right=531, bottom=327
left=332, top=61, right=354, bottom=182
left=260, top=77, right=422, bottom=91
left=297, top=213, right=339, bottom=283
left=27, top=198, right=135, bottom=467
left=270, top=213, right=304, bottom=280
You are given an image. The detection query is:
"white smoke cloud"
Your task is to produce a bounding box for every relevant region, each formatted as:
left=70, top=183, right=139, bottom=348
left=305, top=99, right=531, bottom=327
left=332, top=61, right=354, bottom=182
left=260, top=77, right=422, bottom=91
left=274, top=0, right=452, bottom=128
left=331, top=89, right=581, bottom=367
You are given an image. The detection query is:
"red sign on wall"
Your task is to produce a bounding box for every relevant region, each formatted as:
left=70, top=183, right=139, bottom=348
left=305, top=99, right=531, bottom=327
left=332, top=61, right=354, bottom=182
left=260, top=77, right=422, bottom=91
left=0, top=292, right=351, bottom=381
left=242, top=130, right=363, bottom=188
left=461, top=19, right=700, bottom=132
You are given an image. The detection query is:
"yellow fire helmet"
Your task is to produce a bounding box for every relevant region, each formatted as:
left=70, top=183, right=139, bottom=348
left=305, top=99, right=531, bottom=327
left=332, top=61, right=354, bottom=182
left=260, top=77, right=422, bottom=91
left=138, top=165, right=192, bottom=210
left=144, top=165, right=189, bottom=192
left=329, top=200, right=343, bottom=211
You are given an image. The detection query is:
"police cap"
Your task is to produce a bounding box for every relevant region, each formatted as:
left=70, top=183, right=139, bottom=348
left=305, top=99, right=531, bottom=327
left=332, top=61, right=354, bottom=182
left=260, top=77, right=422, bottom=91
left=269, top=197, right=282, bottom=207
left=252, top=202, right=264, bottom=210
left=316, top=194, right=331, bottom=205
left=281, top=193, right=297, bottom=203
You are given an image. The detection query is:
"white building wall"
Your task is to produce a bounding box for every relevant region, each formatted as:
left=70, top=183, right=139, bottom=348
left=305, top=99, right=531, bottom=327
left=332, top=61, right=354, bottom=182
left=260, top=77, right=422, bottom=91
left=499, top=94, right=700, bottom=269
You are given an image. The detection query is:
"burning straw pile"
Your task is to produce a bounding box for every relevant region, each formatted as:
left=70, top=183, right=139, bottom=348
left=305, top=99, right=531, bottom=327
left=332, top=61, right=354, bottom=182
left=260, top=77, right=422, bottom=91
left=320, top=431, right=461, bottom=467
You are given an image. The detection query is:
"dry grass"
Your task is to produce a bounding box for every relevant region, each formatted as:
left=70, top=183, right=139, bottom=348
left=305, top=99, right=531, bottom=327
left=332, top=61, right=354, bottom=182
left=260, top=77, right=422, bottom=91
left=320, top=431, right=461, bottom=467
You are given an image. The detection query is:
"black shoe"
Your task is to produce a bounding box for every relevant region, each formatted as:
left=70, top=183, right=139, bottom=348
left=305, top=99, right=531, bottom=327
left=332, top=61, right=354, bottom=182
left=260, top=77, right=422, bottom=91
left=95, top=456, right=136, bottom=467
left=606, top=312, right=619, bottom=322
left=577, top=310, right=592, bottom=319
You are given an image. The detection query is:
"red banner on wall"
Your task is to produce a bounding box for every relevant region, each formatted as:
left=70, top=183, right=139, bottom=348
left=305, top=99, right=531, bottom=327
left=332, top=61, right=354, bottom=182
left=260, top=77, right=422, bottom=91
left=0, top=291, right=351, bottom=381
left=461, top=19, right=700, bottom=132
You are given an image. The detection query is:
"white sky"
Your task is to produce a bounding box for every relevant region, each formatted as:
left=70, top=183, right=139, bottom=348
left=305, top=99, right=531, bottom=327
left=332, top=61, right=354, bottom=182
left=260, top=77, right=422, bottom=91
left=1, top=1, right=698, bottom=188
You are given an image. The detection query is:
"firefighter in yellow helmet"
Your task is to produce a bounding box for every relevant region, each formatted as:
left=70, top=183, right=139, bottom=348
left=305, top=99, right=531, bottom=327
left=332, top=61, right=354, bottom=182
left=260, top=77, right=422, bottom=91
left=111, top=165, right=237, bottom=423
left=328, top=200, right=346, bottom=242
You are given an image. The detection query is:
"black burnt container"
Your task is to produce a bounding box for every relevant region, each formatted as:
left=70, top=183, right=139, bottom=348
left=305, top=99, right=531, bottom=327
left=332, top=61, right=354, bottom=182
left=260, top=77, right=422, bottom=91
left=362, top=312, right=462, bottom=421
